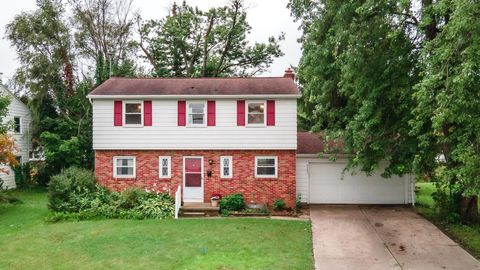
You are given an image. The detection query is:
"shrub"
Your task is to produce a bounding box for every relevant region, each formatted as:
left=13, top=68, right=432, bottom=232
left=46, top=167, right=175, bottom=222
left=13, top=162, right=31, bottom=188
left=48, top=167, right=96, bottom=212
left=296, top=194, right=302, bottom=210
left=273, top=199, right=286, bottom=211
left=219, top=193, right=245, bottom=212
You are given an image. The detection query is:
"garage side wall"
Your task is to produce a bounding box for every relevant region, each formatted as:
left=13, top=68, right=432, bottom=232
left=296, top=156, right=414, bottom=204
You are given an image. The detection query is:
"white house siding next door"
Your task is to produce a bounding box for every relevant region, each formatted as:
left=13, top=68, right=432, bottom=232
left=306, top=161, right=409, bottom=204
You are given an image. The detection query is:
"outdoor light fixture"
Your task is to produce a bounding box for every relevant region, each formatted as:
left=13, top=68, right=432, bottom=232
left=208, top=159, right=213, bottom=165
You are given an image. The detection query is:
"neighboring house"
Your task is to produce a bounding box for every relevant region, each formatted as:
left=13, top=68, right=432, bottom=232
left=87, top=70, right=414, bottom=207
left=0, top=85, right=32, bottom=189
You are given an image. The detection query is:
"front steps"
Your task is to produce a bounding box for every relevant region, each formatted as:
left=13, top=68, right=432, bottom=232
left=180, top=203, right=220, bottom=217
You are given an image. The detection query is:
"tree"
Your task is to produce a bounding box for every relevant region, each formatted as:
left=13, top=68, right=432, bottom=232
left=0, top=95, right=18, bottom=190
left=6, top=0, right=139, bottom=181
left=70, top=0, right=139, bottom=84
left=291, top=0, right=480, bottom=221
left=6, top=0, right=73, bottom=137
left=290, top=0, right=419, bottom=176
left=139, top=0, right=284, bottom=77
left=410, top=0, right=480, bottom=221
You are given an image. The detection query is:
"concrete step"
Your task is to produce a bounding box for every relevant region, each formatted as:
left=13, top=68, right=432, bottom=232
left=180, top=212, right=206, bottom=218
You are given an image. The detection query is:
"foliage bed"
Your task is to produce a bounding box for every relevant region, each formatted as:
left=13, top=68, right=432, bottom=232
left=416, top=182, right=480, bottom=258
left=47, top=167, right=174, bottom=221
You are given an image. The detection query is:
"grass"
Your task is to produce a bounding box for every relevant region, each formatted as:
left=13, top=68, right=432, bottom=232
left=415, top=182, right=480, bottom=259
left=0, top=189, right=313, bottom=270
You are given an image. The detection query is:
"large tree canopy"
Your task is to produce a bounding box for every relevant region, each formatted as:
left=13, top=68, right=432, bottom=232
left=290, top=0, right=419, bottom=176
left=139, top=0, right=284, bottom=77
left=290, top=0, right=480, bottom=220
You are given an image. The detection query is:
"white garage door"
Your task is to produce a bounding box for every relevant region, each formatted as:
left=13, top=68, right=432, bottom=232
left=308, top=162, right=407, bottom=204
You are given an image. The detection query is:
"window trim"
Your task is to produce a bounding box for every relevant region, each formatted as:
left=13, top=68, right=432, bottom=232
left=220, top=156, right=233, bottom=179
left=123, top=100, right=144, bottom=127
left=113, top=156, right=136, bottom=178
left=254, top=156, right=278, bottom=178
left=246, top=100, right=266, bottom=127
left=186, top=101, right=207, bottom=127
left=13, top=116, right=22, bottom=133
left=159, top=156, right=172, bottom=178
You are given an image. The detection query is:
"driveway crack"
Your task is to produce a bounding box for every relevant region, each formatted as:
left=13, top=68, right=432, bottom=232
left=360, top=207, right=404, bottom=270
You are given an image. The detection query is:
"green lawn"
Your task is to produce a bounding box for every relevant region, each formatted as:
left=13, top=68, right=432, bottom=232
left=0, top=189, right=313, bottom=270
left=416, top=182, right=480, bottom=259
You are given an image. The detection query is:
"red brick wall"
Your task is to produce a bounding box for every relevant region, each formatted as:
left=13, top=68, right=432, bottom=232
left=95, top=150, right=296, bottom=208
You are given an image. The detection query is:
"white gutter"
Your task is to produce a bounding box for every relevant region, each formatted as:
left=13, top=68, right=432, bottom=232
left=86, top=94, right=302, bottom=99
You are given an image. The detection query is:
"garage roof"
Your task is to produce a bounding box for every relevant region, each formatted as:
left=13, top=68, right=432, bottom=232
left=297, top=132, right=345, bottom=154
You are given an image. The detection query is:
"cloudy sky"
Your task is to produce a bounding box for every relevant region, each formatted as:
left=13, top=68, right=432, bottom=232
left=0, top=0, right=302, bottom=81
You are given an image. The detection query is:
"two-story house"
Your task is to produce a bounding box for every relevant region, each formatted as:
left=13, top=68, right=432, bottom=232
left=87, top=71, right=300, bottom=207
left=88, top=70, right=415, bottom=207
left=0, top=85, right=33, bottom=189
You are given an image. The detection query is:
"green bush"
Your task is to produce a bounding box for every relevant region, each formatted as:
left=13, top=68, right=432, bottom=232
left=296, top=194, right=302, bottom=210
left=219, top=193, right=245, bottom=212
left=273, top=199, right=286, bottom=211
left=48, top=167, right=96, bottom=212
left=13, top=162, right=31, bottom=188
left=47, top=167, right=175, bottom=222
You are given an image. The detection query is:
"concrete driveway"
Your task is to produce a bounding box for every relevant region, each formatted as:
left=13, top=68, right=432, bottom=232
left=310, top=205, right=480, bottom=270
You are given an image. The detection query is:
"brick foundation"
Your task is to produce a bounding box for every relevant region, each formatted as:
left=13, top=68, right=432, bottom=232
left=95, top=150, right=296, bottom=208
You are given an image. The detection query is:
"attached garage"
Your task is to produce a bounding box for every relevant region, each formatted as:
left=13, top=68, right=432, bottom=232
left=296, top=132, right=414, bottom=204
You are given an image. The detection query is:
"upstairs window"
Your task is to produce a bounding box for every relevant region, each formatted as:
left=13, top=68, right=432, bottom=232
left=220, top=156, right=233, bottom=178
left=187, top=101, right=206, bottom=126
left=247, top=101, right=265, bottom=126
left=14, top=117, right=21, bottom=133
left=255, top=156, right=277, bottom=178
left=124, top=102, right=143, bottom=126
left=113, top=156, right=136, bottom=178
left=159, top=156, right=171, bottom=178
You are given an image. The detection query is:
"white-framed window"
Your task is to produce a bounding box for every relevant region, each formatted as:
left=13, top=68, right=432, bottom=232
left=187, top=101, right=206, bottom=126
left=255, top=156, right=278, bottom=178
left=15, top=156, right=22, bottom=166
left=13, top=116, right=21, bottom=133
left=159, top=156, right=171, bottom=178
left=246, top=101, right=266, bottom=126
left=123, top=101, right=143, bottom=126
left=220, top=156, right=233, bottom=178
left=113, top=156, right=136, bottom=178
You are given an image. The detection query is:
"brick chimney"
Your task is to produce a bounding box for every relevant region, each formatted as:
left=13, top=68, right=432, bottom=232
left=283, top=68, right=295, bottom=80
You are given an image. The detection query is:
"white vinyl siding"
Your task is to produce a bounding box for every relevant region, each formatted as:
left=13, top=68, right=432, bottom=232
left=159, top=156, right=171, bottom=178
left=92, top=99, right=297, bottom=150
left=220, top=156, right=232, bottom=178
left=0, top=86, right=32, bottom=189
left=113, top=156, right=136, bottom=178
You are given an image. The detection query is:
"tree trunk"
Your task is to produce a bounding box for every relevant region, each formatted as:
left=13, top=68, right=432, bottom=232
left=461, top=196, right=479, bottom=222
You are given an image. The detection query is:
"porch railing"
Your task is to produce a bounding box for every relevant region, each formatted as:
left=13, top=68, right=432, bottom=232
left=174, top=185, right=181, bottom=219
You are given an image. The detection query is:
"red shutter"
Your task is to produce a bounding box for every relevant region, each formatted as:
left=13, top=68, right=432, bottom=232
left=144, top=100, right=152, bottom=126
left=178, top=100, right=186, bottom=126
left=207, top=100, right=216, bottom=126
left=267, top=100, right=275, bottom=126
left=237, top=100, right=245, bottom=126
left=114, top=100, right=122, bottom=126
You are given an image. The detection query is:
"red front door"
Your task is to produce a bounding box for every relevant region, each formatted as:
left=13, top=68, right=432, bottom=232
left=183, top=157, right=203, bottom=202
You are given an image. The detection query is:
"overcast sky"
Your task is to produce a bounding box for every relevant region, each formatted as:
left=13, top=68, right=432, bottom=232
left=0, top=0, right=302, bottom=81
